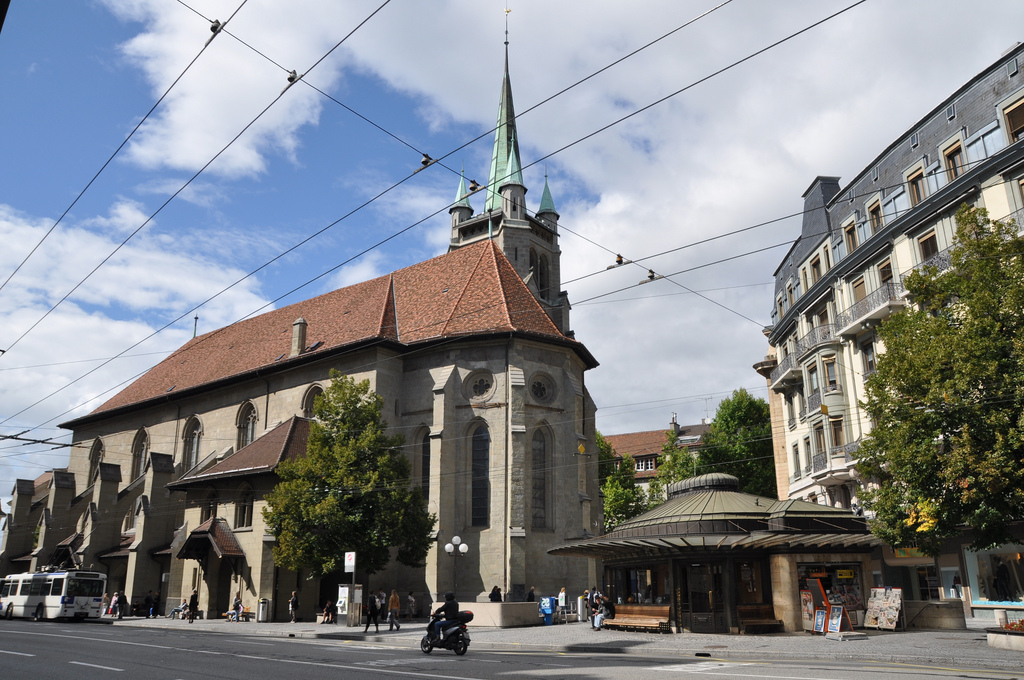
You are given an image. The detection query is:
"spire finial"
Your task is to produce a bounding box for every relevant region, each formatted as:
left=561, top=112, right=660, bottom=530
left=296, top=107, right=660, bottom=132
left=504, top=4, right=510, bottom=47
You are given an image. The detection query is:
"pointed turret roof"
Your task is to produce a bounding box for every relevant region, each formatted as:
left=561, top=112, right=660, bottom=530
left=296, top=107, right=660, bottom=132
left=538, top=175, right=558, bottom=216
left=452, top=170, right=473, bottom=211
left=485, top=48, right=523, bottom=212
left=500, top=132, right=524, bottom=191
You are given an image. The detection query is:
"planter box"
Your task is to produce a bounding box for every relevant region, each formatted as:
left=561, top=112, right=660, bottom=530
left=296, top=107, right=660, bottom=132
left=986, top=627, right=1024, bottom=651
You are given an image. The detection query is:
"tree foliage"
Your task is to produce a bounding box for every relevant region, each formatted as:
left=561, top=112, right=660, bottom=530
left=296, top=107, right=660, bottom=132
left=657, top=389, right=776, bottom=498
left=858, top=206, right=1024, bottom=555
left=263, top=372, right=436, bottom=577
left=601, top=460, right=649, bottom=532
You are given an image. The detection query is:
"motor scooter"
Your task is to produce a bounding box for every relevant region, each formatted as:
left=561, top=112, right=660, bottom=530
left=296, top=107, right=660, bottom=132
left=420, top=611, right=473, bottom=655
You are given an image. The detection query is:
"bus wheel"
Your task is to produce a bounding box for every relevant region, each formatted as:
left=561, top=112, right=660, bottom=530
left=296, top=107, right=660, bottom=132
left=32, top=604, right=44, bottom=622
left=4, top=604, right=12, bottom=620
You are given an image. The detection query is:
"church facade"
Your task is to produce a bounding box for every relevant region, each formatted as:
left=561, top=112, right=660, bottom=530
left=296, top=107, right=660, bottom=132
left=0, top=56, right=602, bottom=621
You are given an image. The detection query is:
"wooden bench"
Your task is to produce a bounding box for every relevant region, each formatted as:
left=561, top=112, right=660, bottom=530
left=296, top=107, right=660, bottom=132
left=736, top=604, right=783, bottom=634
left=224, top=606, right=253, bottom=622
left=601, top=604, right=671, bottom=633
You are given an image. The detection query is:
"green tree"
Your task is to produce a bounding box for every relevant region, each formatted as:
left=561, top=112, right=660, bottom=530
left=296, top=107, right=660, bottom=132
left=857, top=206, right=1024, bottom=555
left=600, top=451, right=649, bottom=531
left=656, top=389, right=776, bottom=498
left=263, top=371, right=436, bottom=577
left=596, top=431, right=617, bottom=482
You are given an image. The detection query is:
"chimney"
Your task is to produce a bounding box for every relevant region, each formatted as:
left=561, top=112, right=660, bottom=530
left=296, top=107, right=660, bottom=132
left=290, top=318, right=307, bottom=358
left=669, top=413, right=680, bottom=436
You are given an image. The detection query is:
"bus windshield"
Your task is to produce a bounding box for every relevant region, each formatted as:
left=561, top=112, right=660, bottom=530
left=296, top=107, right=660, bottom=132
left=67, top=578, right=105, bottom=598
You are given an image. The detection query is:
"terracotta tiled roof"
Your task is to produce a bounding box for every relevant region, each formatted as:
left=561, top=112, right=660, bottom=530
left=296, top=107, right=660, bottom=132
left=68, top=242, right=589, bottom=423
left=177, top=517, right=244, bottom=560
left=167, top=417, right=310, bottom=489
left=604, top=424, right=709, bottom=479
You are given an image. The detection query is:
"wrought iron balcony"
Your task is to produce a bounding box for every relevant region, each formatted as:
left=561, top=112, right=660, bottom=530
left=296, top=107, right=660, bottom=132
left=812, top=452, right=828, bottom=473
left=835, top=282, right=907, bottom=335
left=769, top=352, right=801, bottom=389
left=911, top=246, right=953, bottom=276
left=788, top=417, right=796, bottom=430
left=806, top=389, right=822, bottom=413
left=796, top=324, right=838, bottom=359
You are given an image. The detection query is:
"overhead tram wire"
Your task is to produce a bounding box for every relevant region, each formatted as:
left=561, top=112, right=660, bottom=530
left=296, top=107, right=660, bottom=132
left=3, top=0, right=867, bottom=435
left=0, top=0, right=394, bottom=362
left=0, top=0, right=251, bottom=304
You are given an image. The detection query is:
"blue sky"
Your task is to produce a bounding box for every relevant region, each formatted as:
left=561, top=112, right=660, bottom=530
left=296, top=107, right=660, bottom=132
left=2, top=0, right=1024, bottom=518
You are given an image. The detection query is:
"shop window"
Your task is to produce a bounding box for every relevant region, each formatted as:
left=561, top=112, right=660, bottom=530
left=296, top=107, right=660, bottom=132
left=963, top=542, right=1024, bottom=604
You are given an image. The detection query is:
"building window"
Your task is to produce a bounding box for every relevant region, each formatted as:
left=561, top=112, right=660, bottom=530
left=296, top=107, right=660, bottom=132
left=868, top=202, right=882, bottom=233
left=88, top=439, right=104, bottom=483
left=830, top=417, right=845, bottom=448
left=471, top=426, right=490, bottom=526
left=908, top=170, right=926, bottom=206
left=862, top=341, right=876, bottom=374
left=421, top=432, right=431, bottom=502
left=237, top=403, right=258, bottom=450
left=808, top=365, right=819, bottom=394
left=844, top=223, right=858, bottom=254
left=803, top=437, right=812, bottom=471
left=813, top=423, right=826, bottom=455
left=878, top=259, right=893, bottom=286
left=852, top=277, right=866, bottom=303
left=919, top=231, right=939, bottom=262
left=810, top=257, right=822, bottom=284
left=200, top=489, right=218, bottom=523
left=944, top=143, right=965, bottom=181
left=130, top=429, right=149, bottom=481
left=235, top=486, right=253, bottom=529
left=182, top=417, right=202, bottom=471
left=792, top=443, right=801, bottom=477
left=823, top=357, right=838, bottom=392
left=302, top=385, right=324, bottom=419
left=777, top=298, right=785, bottom=318
left=1006, top=99, right=1024, bottom=144
left=801, top=268, right=808, bottom=292
left=787, top=283, right=794, bottom=306
left=531, top=431, right=547, bottom=528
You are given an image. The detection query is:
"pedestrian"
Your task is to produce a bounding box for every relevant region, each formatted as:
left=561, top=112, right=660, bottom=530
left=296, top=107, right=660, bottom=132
left=592, top=596, right=614, bottom=630
left=526, top=586, right=535, bottom=602
left=489, top=585, right=502, bottom=602
left=102, top=592, right=110, bottom=616
left=364, top=588, right=380, bottom=632
left=144, top=591, right=154, bottom=618
left=231, top=592, right=243, bottom=622
left=153, top=590, right=161, bottom=618
left=188, top=588, right=199, bottom=623
left=289, top=591, right=299, bottom=623
left=117, top=592, right=125, bottom=619
left=582, top=589, right=590, bottom=622
left=387, top=589, right=401, bottom=631
left=321, top=600, right=334, bottom=624
left=406, top=591, right=416, bottom=620
left=109, top=592, right=118, bottom=617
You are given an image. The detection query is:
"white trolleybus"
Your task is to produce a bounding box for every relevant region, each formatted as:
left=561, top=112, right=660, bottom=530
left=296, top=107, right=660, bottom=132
left=1, top=569, right=106, bottom=621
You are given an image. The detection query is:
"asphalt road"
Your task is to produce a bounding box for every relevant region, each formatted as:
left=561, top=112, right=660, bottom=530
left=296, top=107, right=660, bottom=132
left=0, top=620, right=1019, bottom=680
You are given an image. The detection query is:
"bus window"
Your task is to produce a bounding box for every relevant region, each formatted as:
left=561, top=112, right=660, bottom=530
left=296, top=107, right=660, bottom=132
left=50, top=578, right=65, bottom=596
left=29, top=579, right=48, bottom=596
left=0, top=579, right=8, bottom=597
left=19, top=580, right=30, bottom=596
left=68, top=578, right=105, bottom=598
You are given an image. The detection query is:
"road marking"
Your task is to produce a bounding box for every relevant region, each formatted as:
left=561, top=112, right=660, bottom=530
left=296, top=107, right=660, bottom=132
left=70, top=661, right=123, bottom=671
left=0, top=649, right=35, bottom=656
left=232, top=640, right=275, bottom=646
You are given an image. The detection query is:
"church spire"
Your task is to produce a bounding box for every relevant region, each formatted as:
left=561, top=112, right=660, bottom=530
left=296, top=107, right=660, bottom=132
left=538, top=173, right=558, bottom=217
left=485, top=46, right=523, bottom=212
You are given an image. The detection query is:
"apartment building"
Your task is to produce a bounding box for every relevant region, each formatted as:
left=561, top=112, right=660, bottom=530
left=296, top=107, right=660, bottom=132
left=759, top=43, right=1024, bottom=615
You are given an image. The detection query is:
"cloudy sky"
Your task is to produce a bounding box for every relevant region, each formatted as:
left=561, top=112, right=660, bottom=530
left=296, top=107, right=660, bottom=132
left=2, top=0, right=1023, bottom=517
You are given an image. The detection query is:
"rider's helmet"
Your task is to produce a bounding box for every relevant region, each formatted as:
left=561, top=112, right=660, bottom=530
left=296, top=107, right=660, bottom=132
left=444, top=592, right=455, bottom=601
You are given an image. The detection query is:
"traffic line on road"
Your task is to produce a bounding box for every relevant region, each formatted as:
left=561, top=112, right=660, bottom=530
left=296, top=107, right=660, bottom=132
left=70, top=661, right=123, bottom=671
left=0, top=649, right=35, bottom=656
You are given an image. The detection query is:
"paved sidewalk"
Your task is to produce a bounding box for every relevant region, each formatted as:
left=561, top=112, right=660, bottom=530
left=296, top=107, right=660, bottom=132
left=93, top=614, right=1021, bottom=669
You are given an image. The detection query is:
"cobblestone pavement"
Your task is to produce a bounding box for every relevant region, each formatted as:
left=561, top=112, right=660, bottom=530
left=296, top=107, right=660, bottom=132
left=94, top=614, right=1022, bottom=669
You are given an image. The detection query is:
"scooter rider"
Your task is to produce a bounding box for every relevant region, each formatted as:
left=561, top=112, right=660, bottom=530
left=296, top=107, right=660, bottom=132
left=430, top=592, right=459, bottom=639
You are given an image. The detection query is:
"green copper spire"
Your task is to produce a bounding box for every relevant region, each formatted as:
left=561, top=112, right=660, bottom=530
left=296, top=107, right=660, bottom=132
left=538, top=174, right=558, bottom=216
left=501, top=132, right=524, bottom=190
left=485, top=47, right=523, bottom=212
left=453, top=169, right=473, bottom=210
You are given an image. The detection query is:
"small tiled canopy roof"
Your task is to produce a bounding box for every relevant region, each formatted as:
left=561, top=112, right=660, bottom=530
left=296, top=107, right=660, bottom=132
left=549, top=473, right=882, bottom=559
left=177, top=517, right=244, bottom=561
left=62, top=241, right=594, bottom=428
left=167, top=417, right=310, bottom=490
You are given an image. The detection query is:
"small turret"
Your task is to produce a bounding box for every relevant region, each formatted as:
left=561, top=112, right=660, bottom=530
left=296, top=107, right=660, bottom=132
left=537, top=175, right=559, bottom=230
left=499, top=135, right=526, bottom=220
left=450, top=171, right=474, bottom=231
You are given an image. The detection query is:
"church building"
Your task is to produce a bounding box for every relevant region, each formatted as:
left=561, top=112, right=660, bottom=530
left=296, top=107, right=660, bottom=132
left=0, top=53, right=602, bottom=622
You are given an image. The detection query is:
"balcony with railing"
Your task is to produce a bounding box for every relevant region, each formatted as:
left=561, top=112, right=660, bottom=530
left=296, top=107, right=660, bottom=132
left=909, top=246, right=953, bottom=276
left=769, top=352, right=801, bottom=390
left=810, top=441, right=860, bottom=482
left=806, top=389, right=822, bottom=414
left=796, top=324, right=839, bottom=359
left=836, top=281, right=908, bottom=336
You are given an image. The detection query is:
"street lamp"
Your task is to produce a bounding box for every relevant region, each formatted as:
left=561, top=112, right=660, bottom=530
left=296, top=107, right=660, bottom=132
left=444, top=535, right=470, bottom=598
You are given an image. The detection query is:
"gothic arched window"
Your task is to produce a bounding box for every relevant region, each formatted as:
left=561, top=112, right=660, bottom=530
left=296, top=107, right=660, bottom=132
left=130, top=429, right=149, bottom=481
left=237, top=402, right=258, bottom=450
left=88, top=439, right=104, bottom=483
left=532, top=430, right=548, bottom=528
left=471, top=426, right=490, bottom=527
left=235, top=485, right=254, bottom=528
left=200, top=488, right=218, bottom=524
left=302, top=385, right=324, bottom=419
left=421, top=432, right=431, bottom=502
left=182, top=417, right=202, bottom=471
